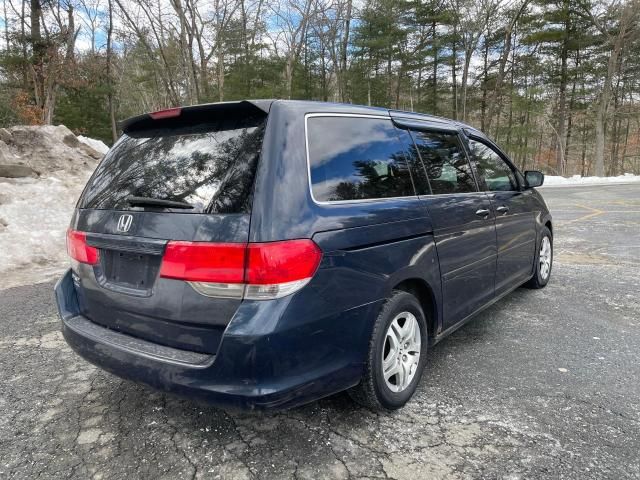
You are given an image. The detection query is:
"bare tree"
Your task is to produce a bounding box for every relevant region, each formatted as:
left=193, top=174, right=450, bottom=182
left=78, top=0, right=101, bottom=55
left=106, top=0, right=117, bottom=141
left=114, top=0, right=181, bottom=105
left=211, top=0, right=241, bottom=101
left=270, top=0, right=316, bottom=99
left=455, top=0, right=499, bottom=122
left=584, top=0, right=640, bottom=176
left=485, top=0, right=530, bottom=133
left=28, top=0, right=78, bottom=124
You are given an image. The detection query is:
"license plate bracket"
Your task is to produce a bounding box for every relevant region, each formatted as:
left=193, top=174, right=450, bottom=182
left=102, top=250, right=162, bottom=291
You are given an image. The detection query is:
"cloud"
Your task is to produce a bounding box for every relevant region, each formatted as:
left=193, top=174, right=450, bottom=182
left=311, top=175, right=356, bottom=200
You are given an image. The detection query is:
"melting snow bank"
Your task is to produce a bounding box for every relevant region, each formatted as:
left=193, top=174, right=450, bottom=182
left=78, top=135, right=109, bottom=155
left=542, top=173, right=640, bottom=187
left=0, top=125, right=104, bottom=175
left=0, top=124, right=104, bottom=289
left=0, top=173, right=92, bottom=289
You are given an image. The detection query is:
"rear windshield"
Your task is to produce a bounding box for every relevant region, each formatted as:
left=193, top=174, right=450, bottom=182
left=78, top=106, right=267, bottom=214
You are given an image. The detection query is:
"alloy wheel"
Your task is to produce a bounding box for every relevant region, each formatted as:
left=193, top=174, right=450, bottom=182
left=382, top=311, right=421, bottom=393
left=539, top=236, right=552, bottom=280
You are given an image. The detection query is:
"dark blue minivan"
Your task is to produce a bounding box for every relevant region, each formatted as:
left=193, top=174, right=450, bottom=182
left=55, top=100, right=552, bottom=411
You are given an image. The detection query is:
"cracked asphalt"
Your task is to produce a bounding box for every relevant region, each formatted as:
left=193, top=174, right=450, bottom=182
left=1, top=183, right=639, bottom=479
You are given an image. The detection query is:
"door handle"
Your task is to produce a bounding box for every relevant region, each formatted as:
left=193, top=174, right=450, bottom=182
left=496, top=206, right=509, bottom=215
left=475, top=208, right=490, bottom=218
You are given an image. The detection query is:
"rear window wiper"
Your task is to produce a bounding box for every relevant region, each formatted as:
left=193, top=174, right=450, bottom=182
left=126, top=196, right=194, bottom=209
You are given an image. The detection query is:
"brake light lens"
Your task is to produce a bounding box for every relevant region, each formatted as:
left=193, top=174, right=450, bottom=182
left=159, top=240, right=322, bottom=300
left=66, top=229, right=100, bottom=265
left=149, top=107, right=182, bottom=120
left=159, top=242, right=246, bottom=283
left=246, top=240, right=322, bottom=284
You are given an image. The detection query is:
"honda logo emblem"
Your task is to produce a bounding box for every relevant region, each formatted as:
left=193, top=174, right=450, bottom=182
left=116, top=214, right=133, bottom=233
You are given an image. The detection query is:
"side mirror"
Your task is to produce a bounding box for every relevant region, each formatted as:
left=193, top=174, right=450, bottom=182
left=524, top=170, right=544, bottom=188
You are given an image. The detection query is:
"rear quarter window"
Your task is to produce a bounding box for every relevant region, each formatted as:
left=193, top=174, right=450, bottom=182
left=79, top=107, right=267, bottom=214
left=307, top=116, right=415, bottom=202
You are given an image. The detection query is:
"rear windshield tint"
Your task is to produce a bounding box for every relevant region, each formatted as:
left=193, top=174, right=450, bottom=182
left=78, top=106, right=267, bottom=214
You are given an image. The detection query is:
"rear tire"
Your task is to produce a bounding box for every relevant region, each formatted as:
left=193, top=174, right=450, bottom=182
left=524, top=226, right=553, bottom=289
left=348, top=290, right=428, bottom=411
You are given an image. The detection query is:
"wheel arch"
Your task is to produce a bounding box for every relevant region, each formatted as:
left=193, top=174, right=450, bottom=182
left=392, top=278, right=438, bottom=340
left=541, top=213, right=553, bottom=237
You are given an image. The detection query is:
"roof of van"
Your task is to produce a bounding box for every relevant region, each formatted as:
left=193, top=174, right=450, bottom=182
left=120, top=99, right=482, bottom=136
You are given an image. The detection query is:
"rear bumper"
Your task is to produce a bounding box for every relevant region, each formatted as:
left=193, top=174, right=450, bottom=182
left=55, top=269, right=377, bottom=410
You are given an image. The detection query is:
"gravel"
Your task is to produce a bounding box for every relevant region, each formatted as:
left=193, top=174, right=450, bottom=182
left=1, top=184, right=639, bottom=479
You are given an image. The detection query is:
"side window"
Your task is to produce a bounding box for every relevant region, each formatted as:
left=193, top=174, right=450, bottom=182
left=469, top=139, right=518, bottom=192
left=410, top=130, right=477, bottom=194
left=307, top=117, right=415, bottom=202
left=396, top=128, right=430, bottom=195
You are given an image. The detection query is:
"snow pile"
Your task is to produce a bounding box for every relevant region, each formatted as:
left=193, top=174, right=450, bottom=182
left=542, top=173, right=640, bottom=186
left=78, top=135, right=110, bottom=155
left=0, top=174, right=92, bottom=289
left=0, top=125, right=103, bottom=289
left=0, top=124, right=103, bottom=175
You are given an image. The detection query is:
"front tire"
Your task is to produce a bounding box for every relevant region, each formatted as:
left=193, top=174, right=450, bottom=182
left=348, top=290, right=428, bottom=411
left=524, top=226, right=553, bottom=289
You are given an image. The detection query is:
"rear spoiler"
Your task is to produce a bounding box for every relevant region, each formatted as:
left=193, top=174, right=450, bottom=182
left=120, top=100, right=275, bottom=134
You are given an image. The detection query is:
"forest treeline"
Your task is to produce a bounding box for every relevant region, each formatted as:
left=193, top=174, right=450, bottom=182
left=1, top=0, right=639, bottom=176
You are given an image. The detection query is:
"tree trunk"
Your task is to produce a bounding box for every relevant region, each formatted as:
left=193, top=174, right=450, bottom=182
left=620, top=118, right=630, bottom=174
left=565, top=50, right=579, bottom=171
left=580, top=117, right=588, bottom=176
left=340, top=0, right=352, bottom=102
left=30, top=0, right=46, bottom=121
left=106, top=0, right=117, bottom=142
left=592, top=4, right=632, bottom=177
left=217, top=47, right=225, bottom=101
left=240, top=0, right=250, bottom=96
left=451, top=23, right=458, bottom=120
left=480, top=34, right=489, bottom=131
left=3, top=0, right=9, bottom=50
left=555, top=0, right=569, bottom=175
left=461, top=48, right=472, bottom=122
left=431, top=20, right=438, bottom=115
left=387, top=55, right=392, bottom=106
left=285, top=59, right=294, bottom=99
left=395, top=59, right=403, bottom=109
left=594, top=43, right=620, bottom=176
left=283, top=0, right=313, bottom=100
left=486, top=0, right=529, bottom=132
left=170, top=0, right=196, bottom=104
left=522, top=95, right=532, bottom=169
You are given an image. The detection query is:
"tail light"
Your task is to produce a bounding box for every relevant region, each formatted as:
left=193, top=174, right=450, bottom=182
left=159, top=240, right=322, bottom=300
left=67, top=229, right=100, bottom=265
left=160, top=242, right=245, bottom=283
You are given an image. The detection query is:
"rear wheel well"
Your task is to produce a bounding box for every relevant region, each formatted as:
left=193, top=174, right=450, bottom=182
left=393, top=279, right=437, bottom=339
left=545, top=220, right=552, bottom=236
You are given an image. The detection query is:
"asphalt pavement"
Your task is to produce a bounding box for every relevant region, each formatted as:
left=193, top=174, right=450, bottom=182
left=1, top=183, right=639, bottom=479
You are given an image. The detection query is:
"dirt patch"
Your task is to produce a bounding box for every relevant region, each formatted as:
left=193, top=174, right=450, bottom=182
left=0, top=125, right=101, bottom=176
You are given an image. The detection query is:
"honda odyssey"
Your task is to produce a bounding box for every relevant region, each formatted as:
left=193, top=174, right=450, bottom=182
left=55, top=100, right=552, bottom=411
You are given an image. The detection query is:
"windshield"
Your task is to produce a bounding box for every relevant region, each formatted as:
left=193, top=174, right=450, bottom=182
left=78, top=109, right=267, bottom=214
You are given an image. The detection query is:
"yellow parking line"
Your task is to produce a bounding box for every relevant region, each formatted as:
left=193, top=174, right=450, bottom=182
left=609, top=200, right=640, bottom=206
left=561, top=204, right=606, bottom=225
